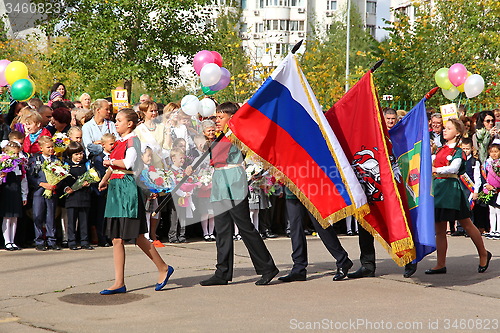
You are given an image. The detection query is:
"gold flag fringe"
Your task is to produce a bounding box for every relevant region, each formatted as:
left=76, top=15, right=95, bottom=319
left=226, top=131, right=371, bottom=229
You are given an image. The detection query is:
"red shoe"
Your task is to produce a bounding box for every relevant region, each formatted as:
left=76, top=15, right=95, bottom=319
left=153, top=240, right=165, bottom=248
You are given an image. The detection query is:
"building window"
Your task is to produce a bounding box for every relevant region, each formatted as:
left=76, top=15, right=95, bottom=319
left=366, top=25, right=376, bottom=37
left=265, top=43, right=272, bottom=54
left=367, top=0, right=376, bottom=14
left=298, top=21, right=304, bottom=31
left=327, top=0, right=337, bottom=10
left=290, top=0, right=303, bottom=5
left=240, top=23, right=248, bottom=33
left=273, top=20, right=279, bottom=30
left=275, top=43, right=289, bottom=55
left=257, top=0, right=264, bottom=8
left=280, top=20, right=288, bottom=30
left=256, top=22, right=264, bottom=32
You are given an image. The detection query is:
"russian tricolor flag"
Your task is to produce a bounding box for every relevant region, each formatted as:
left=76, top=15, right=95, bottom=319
left=228, top=54, right=368, bottom=227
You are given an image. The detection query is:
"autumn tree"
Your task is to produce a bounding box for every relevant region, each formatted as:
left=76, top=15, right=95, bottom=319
left=36, top=0, right=212, bottom=100
left=375, top=0, right=500, bottom=107
left=300, top=4, right=378, bottom=110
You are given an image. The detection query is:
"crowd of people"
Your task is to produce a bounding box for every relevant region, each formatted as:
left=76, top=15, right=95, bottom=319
left=0, top=83, right=494, bottom=291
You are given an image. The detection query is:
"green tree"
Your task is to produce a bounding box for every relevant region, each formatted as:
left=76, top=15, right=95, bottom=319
left=375, top=0, right=500, bottom=108
left=37, top=0, right=212, bottom=100
left=300, top=4, right=378, bottom=110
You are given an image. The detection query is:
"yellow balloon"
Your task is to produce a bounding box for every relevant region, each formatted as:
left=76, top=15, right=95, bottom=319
left=5, top=61, right=28, bottom=86
left=457, top=71, right=472, bottom=93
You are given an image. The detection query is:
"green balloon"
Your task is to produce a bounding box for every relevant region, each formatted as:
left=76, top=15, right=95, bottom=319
left=201, top=84, right=216, bottom=96
left=11, top=78, right=34, bottom=101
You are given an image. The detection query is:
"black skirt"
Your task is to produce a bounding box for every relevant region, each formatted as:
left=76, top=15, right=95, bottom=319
left=106, top=193, right=148, bottom=240
left=0, top=173, right=23, bottom=218
left=435, top=196, right=471, bottom=222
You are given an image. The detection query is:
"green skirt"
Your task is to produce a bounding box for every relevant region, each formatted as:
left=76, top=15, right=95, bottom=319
left=105, top=175, right=139, bottom=218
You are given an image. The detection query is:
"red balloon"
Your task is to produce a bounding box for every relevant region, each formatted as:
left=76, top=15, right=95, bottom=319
left=211, top=51, right=223, bottom=67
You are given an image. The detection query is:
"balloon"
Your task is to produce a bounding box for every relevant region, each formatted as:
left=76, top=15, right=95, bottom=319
left=180, top=95, right=200, bottom=116
left=211, top=51, right=223, bottom=67
left=201, top=84, right=216, bottom=96
left=442, top=87, right=460, bottom=100
left=448, top=63, right=468, bottom=87
left=10, top=78, right=34, bottom=101
left=200, top=63, right=221, bottom=87
left=0, top=59, right=11, bottom=86
left=4, top=61, right=28, bottom=85
left=199, top=98, right=216, bottom=117
left=457, top=71, right=472, bottom=93
left=193, top=50, right=215, bottom=76
left=434, top=68, right=453, bottom=90
left=210, top=67, right=231, bottom=91
left=464, top=74, right=485, bottom=98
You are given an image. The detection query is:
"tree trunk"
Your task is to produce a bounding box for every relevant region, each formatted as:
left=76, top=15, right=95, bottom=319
left=123, top=79, right=132, bottom=104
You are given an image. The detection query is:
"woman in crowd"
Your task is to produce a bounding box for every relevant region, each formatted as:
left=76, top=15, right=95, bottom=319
left=135, top=101, right=169, bottom=247
left=82, top=99, right=118, bottom=155
left=80, top=93, right=92, bottom=111
left=98, top=108, right=173, bottom=295
left=472, top=110, right=496, bottom=163
left=50, top=82, right=69, bottom=102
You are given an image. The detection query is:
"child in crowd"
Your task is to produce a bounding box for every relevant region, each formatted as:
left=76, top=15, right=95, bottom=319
left=8, top=131, right=27, bottom=157
left=140, top=145, right=163, bottom=247
left=87, top=133, right=115, bottom=247
left=23, top=111, right=52, bottom=154
left=62, top=141, right=94, bottom=250
left=1, top=142, right=28, bottom=251
left=168, top=147, right=195, bottom=243
left=427, top=118, right=490, bottom=274
left=68, top=126, right=83, bottom=144
left=27, top=136, right=60, bottom=251
left=460, top=138, right=487, bottom=235
left=247, top=161, right=272, bottom=236
left=484, top=143, right=500, bottom=239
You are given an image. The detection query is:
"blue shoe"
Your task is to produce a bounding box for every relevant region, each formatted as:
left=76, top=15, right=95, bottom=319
left=155, top=266, right=174, bottom=291
left=100, top=285, right=127, bottom=295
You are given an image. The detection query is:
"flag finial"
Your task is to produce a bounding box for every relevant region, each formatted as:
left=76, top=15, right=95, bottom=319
left=370, top=59, right=385, bottom=72
left=291, top=40, right=303, bottom=54
left=425, top=87, right=439, bottom=100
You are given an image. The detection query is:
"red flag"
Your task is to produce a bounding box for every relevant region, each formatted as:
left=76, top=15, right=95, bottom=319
left=325, top=71, right=415, bottom=266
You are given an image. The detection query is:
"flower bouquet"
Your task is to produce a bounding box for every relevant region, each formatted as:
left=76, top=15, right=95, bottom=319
left=60, top=168, right=101, bottom=198
left=173, top=170, right=200, bottom=192
left=52, top=132, right=70, bottom=156
left=140, top=165, right=174, bottom=193
left=246, top=163, right=263, bottom=182
left=198, top=167, right=213, bottom=187
left=41, top=160, right=70, bottom=198
left=478, top=159, right=500, bottom=204
left=0, top=154, right=24, bottom=183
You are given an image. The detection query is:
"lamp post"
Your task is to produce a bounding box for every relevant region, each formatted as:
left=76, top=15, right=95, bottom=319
left=345, top=0, right=351, bottom=92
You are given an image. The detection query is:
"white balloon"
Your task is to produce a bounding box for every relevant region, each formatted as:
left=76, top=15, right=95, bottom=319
left=464, top=74, right=485, bottom=98
left=442, top=86, right=460, bottom=100
left=199, top=98, right=216, bottom=117
left=200, top=63, right=222, bottom=87
left=181, top=95, right=200, bottom=116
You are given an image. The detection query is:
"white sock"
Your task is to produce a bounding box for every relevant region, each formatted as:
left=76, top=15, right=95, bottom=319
left=2, top=218, right=11, bottom=244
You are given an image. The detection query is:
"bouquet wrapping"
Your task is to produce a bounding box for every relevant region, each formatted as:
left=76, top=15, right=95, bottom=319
left=41, top=160, right=70, bottom=198
left=140, top=165, right=174, bottom=193
left=52, top=132, right=70, bottom=156
left=478, top=159, right=500, bottom=204
left=60, top=168, right=101, bottom=198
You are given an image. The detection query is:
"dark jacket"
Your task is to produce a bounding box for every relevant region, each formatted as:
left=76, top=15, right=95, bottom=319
left=27, top=154, right=59, bottom=197
left=61, top=159, right=92, bottom=208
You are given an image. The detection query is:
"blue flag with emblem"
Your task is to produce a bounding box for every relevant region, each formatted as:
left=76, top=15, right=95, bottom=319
left=389, top=98, right=436, bottom=262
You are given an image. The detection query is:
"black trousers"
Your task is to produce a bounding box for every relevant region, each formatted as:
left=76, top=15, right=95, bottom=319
left=67, top=207, right=89, bottom=247
left=212, top=198, right=277, bottom=281
left=357, top=223, right=376, bottom=272
left=286, top=199, right=351, bottom=275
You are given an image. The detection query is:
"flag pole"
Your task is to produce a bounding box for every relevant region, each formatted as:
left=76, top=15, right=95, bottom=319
left=345, top=0, right=351, bottom=93
left=152, top=133, right=225, bottom=216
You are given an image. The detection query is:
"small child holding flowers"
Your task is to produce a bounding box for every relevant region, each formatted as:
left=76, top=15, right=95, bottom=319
left=481, top=142, right=500, bottom=239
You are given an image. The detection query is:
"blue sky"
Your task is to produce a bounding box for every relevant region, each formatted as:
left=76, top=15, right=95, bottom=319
left=376, top=0, right=391, bottom=41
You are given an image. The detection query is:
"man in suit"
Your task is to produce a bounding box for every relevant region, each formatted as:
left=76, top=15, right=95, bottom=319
left=279, top=187, right=353, bottom=282
left=199, top=102, right=279, bottom=286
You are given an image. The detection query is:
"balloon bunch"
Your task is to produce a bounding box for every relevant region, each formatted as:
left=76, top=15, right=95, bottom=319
left=435, top=63, right=485, bottom=100
left=0, top=60, right=36, bottom=102
left=180, top=50, right=232, bottom=118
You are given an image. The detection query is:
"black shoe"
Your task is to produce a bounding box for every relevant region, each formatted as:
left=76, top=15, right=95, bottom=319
left=265, top=231, right=278, bottom=239
left=333, top=260, right=353, bottom=281
left=403, top=263, right=418, bottom=278
left=424, top=267, right=447, bottom=274
left=200, top=275, right=228, bottom=286
left=178, top=238, right=186, bottom=243
left=478, top=251, right=492, bottom=273
left=255, top=268, right=279, bottom=285
left=35, top=244, right=48, bottom=251
left=98, top=242, right=111, bottom=247
left=303, top=229, right=313, bottom=236
left=48, top=244, right=62, bottom=251
left=69, top=245, right=80, bottom=250
left=81, top=244, right=95, bottom=250
left=278, top=273, right=307, bottom=282
left=347, top=266, right=375, bottom=279
left=451, top=231, right=464, bottom=236
left=62, top=241, right=68, bottom=248
left=347, top=231, right=354, bottom=236
left=285, top=232, right=291, bottom=238
left=260, top=233, right=267, bottom=240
